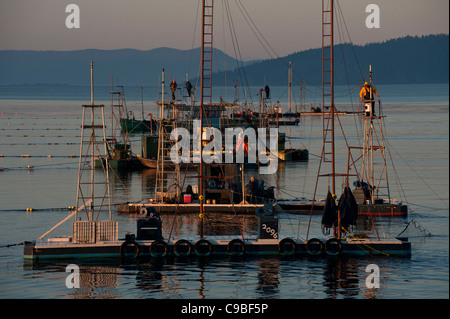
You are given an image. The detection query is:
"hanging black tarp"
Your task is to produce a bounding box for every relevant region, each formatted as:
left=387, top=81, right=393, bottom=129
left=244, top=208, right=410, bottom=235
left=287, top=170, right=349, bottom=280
left=338, top=186, right=359, bottom=230
left=321, top=191, right=338, bottom=234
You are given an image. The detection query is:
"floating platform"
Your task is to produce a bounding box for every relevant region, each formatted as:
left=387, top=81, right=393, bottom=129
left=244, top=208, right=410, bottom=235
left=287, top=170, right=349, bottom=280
left=118, top=201, right=407, bottom=217
left=117, top=202, right=264, bottom=214
left=23, top=236, right=411, bottom=261
left=275, top=200, right=408, bottom=217
left=298, top=111, right=361, bottom=116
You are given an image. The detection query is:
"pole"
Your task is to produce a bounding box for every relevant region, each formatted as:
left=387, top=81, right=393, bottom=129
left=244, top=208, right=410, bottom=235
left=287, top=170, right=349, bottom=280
left=161, top=68, right=165, bottom=119
left=141, top=86, right=144, bottom=120
left=111, top=74, right=114, bottom=141
left=330, top=0, right=335, bottom=196
left=288, top=61, right=292, bottom=112
left=90, top=60, right=94, bottom=220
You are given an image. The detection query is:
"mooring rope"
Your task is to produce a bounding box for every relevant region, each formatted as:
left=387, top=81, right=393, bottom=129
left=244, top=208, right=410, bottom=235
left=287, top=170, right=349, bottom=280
left=0, top=242, right=25, bottom=249
left=341, top=228, right=390, bottom=256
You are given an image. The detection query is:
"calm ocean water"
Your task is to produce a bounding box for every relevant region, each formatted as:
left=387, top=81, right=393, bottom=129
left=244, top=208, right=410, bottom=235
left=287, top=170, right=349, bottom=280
left=0, top=83, right=448, bottom=301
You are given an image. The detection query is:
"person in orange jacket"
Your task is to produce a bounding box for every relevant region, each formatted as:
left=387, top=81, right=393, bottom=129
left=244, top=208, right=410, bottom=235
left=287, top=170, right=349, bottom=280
left=360, top=81, right=380, bottom=116
left=359, top=81, right=379, bottom=102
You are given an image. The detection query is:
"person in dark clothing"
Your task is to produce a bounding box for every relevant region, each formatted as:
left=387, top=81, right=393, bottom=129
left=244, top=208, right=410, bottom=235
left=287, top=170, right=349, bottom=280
left=170, top=80, right=177, bottom=100
left=186, top=80, right=192, bottom=97
left=246, top=177, right=259, bottom=203
left=265, top=85, right=270, bottom=99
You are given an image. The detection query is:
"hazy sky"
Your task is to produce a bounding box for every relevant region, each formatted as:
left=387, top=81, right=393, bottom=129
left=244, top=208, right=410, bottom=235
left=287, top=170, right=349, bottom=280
left=0, top=0, right=448, bottom=60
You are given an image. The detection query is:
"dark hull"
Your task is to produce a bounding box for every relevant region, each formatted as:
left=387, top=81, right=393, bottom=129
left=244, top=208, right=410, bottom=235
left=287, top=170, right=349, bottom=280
left=225, top=118, right=300, bottom=127
left=95, top=158, right=144, bottom=171
left=276, top=202, right=407, bottom=217
left=120, top=118, right=156, bottom=134
left=279, top=149, right=309, bottom=162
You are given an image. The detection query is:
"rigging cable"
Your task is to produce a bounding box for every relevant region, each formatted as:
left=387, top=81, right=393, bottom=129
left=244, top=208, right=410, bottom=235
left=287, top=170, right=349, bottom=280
left=384, top=130, right=449, bottom=209
left=189, top=0, right=202, bottom=80
left=223, top=0, right=253, bottom=105
left=234, top=0, right=321, bottom=103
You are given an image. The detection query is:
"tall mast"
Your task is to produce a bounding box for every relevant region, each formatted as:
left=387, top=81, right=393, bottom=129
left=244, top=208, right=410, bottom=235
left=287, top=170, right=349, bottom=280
left=288, top=61, right=292, bottom=112
left=361, top=65, right=391, bottom=204
left=141, top=86, right=144, bottom=120
left=75, top=61, right=111, bottom=221
left=322, top=0, right=335, bottom=195
left=199, top=0, right=214, bottom=239
left=90, top=61, right=95, bottom=219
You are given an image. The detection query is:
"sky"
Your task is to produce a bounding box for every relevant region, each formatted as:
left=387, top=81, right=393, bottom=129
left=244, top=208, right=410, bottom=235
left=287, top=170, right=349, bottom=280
left=0, top=0, right=448, bottom=60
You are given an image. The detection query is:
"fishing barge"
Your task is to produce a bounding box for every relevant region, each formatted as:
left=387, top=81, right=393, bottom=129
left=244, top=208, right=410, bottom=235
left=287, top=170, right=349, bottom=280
left=24, top=235, right=411, bottom=260
left=24, top=205, right=411, bottom=260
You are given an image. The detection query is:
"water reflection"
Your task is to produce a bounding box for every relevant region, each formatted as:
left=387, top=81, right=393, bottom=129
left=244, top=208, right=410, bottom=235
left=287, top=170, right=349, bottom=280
left=72, top=265, right=120, bottom=299
left=256, top=258, right=280, bottom=297
left=24, top=254, right=403, bottom=299
left=322, top=257, right=360, bottom=298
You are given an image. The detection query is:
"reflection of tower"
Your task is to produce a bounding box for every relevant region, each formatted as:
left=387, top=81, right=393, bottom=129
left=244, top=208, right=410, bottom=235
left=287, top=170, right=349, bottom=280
left=135, top=263, right=164, bottom=292
left=141, top=169, right=158, bottom=199
left=256, top=258, right=280, bottom=297
left=72, top=265, right=119, bottom=299
left=323, top=258, right=360, bottom=298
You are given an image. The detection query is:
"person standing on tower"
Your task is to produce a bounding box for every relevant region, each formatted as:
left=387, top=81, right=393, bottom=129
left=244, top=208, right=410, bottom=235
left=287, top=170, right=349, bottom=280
left=170, top=80, right=178, bottom=101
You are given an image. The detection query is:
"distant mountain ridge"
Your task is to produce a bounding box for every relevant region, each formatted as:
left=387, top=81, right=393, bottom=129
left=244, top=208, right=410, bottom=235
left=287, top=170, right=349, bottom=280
left=0, top=34, right=448, bottom=86
left=0, top=47, right=243, bottom=86
left=208, top=34, right=449, bottom=86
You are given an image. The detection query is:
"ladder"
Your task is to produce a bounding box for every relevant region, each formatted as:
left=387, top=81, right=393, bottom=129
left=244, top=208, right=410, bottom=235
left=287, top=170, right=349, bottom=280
left=201, top=0, right=214, bottom=128
left=361, top=114, right=391, bottom=203
left=198, top=0, right=214, bottom=239
left=155, top=68, right=181, bottom=204
left=321, top=0, right=336, bottom=194
left=155, top=119, right=181, bottom=203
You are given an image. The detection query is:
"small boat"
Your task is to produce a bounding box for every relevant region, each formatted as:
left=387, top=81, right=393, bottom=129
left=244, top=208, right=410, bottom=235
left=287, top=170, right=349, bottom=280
left=119, top=86, right=158, bottom=134
left=136, top=154, right=158, bottom=169
left=120, top=117, right=156, bottom=134
left=95, top=80, right=145, bottom=171
left=277, top=133, right=309, bottom=162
